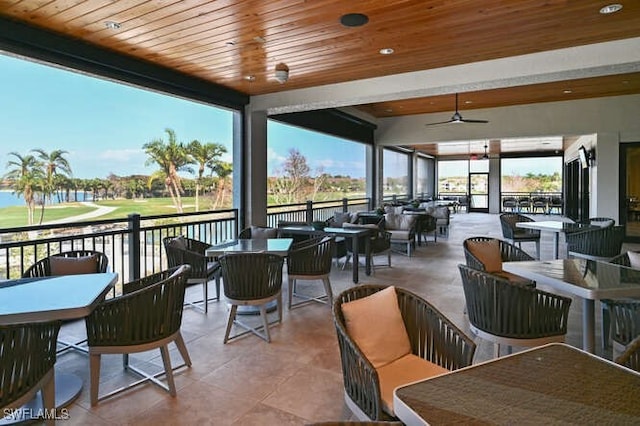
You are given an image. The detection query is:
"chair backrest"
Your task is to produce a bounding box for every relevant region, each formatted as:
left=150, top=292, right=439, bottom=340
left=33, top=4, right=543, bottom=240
left=22, top=250, right=109, bottom=278
left=238, top=226, right=278, bottom=239
left=463, top=237, right=533, bottom=271
left=163, top=235, right=212, bottom=279
left=287, top=236, right=334, bottom=275
left=219, top=253, right=284, bottom=301
left=566, top=225, right=625, bottom=259
left=608, top=300, right=640, bottom=347
left=0, top=320, right=61, bottom=408
left=499, top=213, right=539, bottom=239
left=458, top=264, right=571, bottom=339
left=85, top=265, right=191, bottom=347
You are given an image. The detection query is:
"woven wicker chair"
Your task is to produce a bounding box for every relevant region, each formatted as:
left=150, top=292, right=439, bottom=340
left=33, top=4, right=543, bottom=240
left=606, top=299, right=640, bottom=360
left=22, top=250, right=109, bottom=354
left=458, top=264, right=572, bottom=357
left=499, top=213, right=540, bottom=259
left=85, top=265, right=192, bottom=406
left=600, top=251, right=640, bottom=350
left=163, top=235, right=220, bottom=314
left=333, top=285, right=476, bottom=421
left=238, top=226, right=278, bottom=239
left=565, top=225, right=625, bottom=261
left=463, top=237, right=535, bottom=287
left=219, top=252, right=284, bottom=343
left=0, top=320, right=61, bottom=426
left=287, top=236, right=335, bottom=309
left=615, top=335, right=640, bottom=373
left=344, top=229, right=392, bottom=270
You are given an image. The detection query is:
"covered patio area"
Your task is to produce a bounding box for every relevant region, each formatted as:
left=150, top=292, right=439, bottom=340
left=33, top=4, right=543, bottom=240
left=51, top=212, right=638, bottom=425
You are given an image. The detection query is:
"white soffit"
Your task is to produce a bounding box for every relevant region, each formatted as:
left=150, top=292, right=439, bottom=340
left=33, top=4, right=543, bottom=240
left=251, top=37, right=640, bottom=115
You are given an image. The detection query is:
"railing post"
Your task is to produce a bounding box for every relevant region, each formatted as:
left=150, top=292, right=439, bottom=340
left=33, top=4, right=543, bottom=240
left=128, top=213, right=141, bottom=282
left=342, top=198, right=349, bottom=212
left=306, top=200, right=313, bottom=223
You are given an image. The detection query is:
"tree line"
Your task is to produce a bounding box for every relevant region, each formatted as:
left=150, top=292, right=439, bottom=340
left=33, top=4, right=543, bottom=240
left=2, top=128, right=231, bottom=225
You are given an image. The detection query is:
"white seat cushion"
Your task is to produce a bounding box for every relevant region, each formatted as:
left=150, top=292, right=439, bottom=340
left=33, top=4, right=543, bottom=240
left=377, top=353, right=449, bottom=416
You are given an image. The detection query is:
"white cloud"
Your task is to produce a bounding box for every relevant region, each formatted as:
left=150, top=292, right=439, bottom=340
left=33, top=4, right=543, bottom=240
left=99, top=148, right=146, bottom=162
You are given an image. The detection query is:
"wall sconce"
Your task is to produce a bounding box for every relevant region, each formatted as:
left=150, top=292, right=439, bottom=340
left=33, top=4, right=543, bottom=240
left=275, top=63, right=289, bottom=84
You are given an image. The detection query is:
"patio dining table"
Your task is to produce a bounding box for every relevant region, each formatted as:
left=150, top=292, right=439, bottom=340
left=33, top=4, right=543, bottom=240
left=277, top=225, right=372, bottom=283
left=515, top=220, right=598, bottom=259
left=0, top=273, right=117, bottom=424
left=503, top=258, right=640, bottom=353
left=394, top=343, right=640, bottom=425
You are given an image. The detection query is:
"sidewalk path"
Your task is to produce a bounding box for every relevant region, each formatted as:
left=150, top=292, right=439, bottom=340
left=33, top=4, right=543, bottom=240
left=43, top=201, right=117, bottom=224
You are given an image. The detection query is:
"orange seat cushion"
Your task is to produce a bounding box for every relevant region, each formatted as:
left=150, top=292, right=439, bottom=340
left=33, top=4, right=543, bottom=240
left=377, top=353, right=449, bottom=416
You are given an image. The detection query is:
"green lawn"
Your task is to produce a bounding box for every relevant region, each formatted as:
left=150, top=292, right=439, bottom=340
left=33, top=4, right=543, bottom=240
left=0, top=193, right=368, bottom=228
left=0, top=204, right=96, bottom=228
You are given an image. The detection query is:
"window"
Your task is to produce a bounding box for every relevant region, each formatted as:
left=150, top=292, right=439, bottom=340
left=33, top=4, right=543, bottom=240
left=0, top=53, right=234, bottom=225
left=438, top=160, right=469, bottom=196
left=383, top=149, right=409, bottom=198
left=416, top=156, right=435, bottom=198
left=266, top=120, right=367, bottom=205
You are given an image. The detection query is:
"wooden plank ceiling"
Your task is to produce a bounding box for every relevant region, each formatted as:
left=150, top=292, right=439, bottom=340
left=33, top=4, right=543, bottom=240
left=2, top=0, right=640, bottom=156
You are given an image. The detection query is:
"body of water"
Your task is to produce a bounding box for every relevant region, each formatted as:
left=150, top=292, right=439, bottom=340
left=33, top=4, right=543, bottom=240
left=0, top=191, right=91, bottom=208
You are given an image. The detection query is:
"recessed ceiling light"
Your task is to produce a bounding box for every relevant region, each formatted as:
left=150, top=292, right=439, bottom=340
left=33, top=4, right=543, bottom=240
left=340, top=13, right=369, bottom=27
left=104, top=21, right=121, bottom=30
left=464, top=100, right=473, bottom=104
left=563, top=89, right=573, bottom=94
left=385, top=108, right=393, bottom=113
left=244, top=75, right=255, bottom=81
left=379, top=48, right=394, bottom=55
left=600, top=4, right=622, bottom=14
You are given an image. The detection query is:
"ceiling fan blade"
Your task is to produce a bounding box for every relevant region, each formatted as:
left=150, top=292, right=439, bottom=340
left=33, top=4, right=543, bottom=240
left=460, top=118, right=489, bottom=124
left=424, top=119, right=454, bottom=126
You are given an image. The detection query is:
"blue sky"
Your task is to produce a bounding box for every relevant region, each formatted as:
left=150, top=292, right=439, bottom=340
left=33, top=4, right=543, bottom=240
left=0, top=53, right=366, bottom=179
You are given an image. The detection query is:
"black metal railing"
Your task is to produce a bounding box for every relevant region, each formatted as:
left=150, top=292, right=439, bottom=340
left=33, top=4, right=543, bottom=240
left=0, top=209, right=238, bottom=294
left=266, top=197, right=371, bottom=227
left=0, top=197, right=375, bottom=292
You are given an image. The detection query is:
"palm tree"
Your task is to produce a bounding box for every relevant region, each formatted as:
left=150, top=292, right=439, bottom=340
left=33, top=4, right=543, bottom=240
left=187, top=140, right=227, bottom=211
left=32, top=149, right=72, bottom=224
left=143, top=128, right=192, bottom=213
left=211, top=161, right=233, bottom=209
left=3, top=152, right=43, bottom=225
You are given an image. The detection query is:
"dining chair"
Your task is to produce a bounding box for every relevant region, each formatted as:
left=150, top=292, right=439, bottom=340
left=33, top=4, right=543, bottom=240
left=606, top=299, right=640, bottom=360
left=333, top=284, right=476, bottom=421
left=219, top=252, right=284, bottom=343
left=463, top=237, right=535, bottom=286
left=499, top=212, right=541, bottom=259
left=163, top=235, right=221, bottom=313
left=343, top=226, right=392, bottom=270
left=458, top=264, right=572, bottom=357
left=85, top=265, right=192, bottom=406
left=0, top=320, right=61, bottom=426
left=237, top=225, right=278, bottom=239
left=287, top=236, right=335, bottom=309
left=565, top=225, right=625, bottom=261
left=22, top=250, right=109, bottom=354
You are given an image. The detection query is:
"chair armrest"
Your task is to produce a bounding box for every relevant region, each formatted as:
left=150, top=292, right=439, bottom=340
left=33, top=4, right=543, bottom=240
left=334, top=314, right=384, bottom=420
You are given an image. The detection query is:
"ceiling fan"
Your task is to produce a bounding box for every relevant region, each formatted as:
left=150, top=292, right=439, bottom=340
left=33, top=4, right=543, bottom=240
left=425, top=93, right=489, bottom=126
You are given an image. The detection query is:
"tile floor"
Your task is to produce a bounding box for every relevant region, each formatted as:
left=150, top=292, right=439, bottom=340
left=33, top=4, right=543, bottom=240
left=50, top=213, right=639, bottom=425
